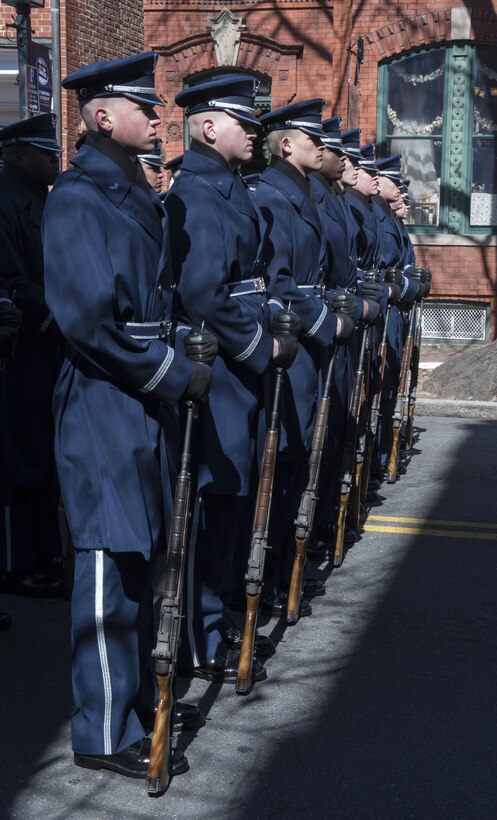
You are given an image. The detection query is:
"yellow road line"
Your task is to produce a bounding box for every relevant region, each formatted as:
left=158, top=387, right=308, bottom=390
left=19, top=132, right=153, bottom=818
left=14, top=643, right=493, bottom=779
left=363, top=524, right=497, bottom=541
left=368, top=515, right=497, bottom=531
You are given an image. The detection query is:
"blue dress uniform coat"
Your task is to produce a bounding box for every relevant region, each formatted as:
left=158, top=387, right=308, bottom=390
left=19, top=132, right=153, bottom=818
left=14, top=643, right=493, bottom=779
left=165, top=147, right=274, bottom=497
left=310, top=173, right=364, bottom=532
left=373, top=196, right=418, bottom=468
left=256, top=161, right=338, bottom=460
left=43, top=138, right=194, bottom=755
left=0, top=165, right=61, bottom=572
left=164, top=144, right=275, bottom=664
left=255, top=159, right=338, bottom=592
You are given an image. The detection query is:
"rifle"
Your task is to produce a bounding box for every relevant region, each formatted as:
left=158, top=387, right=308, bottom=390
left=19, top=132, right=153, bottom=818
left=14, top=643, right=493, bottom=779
left=348, top=269, right=379, bottom=529
left=333, top=322, right=368, bottom=567
left=287, top=345, right=337, bottom=624
left=361, top=304, right=391, bottom=503
left=404, top=268, right=430, bottom=450
left=385, top=303, right=417, bottom=484
left=147, top=325, right=215, bottom=796
left=235, top=365, right=284, bottom=694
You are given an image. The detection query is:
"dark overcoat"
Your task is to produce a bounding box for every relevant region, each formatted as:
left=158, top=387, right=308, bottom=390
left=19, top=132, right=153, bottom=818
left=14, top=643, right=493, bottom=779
left=43, top=144, right=193, bottom=557
left=165, top=148, right=274, bottom=496
left=0, top=166, right=60, bottom=486
left=256, top=163, right=337, bottom=459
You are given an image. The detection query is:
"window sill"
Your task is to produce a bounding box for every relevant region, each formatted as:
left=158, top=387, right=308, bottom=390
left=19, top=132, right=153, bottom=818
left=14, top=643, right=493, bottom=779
left=411, top=234, right=497, bottom=247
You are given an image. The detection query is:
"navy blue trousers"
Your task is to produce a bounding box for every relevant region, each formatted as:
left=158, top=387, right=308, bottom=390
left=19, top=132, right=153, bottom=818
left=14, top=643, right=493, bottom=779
left=71, top=549, right=156, bottom=755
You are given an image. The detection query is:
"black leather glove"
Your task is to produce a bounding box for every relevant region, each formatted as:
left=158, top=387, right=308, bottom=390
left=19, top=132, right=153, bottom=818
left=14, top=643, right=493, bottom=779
left=384, top=267, right=403, bottom=286
left=273, top=333, right=298, bottom=369
left=331, top=291, right=356, bottom=318
left=361, top=281, right=384, bottom=303
left=0, top=301, right=22, bottom=331
left=0, top=325, right=18, bottom=356
left=362, top=299, right=380, bottom=325
left=364, top=269, right=381, bottom=284
left=425, top=269, right=432, bottom=297
left=409, top=269, right=427, bottom=301
left=387, top=283, right=401, bottom=304
left=184, top=362, right=212, bottom=403
left=270, top=307, right=301, bottom=337
left=335, top=313, right=354, bottom=343
left=183, top=326, right=218, bottom=366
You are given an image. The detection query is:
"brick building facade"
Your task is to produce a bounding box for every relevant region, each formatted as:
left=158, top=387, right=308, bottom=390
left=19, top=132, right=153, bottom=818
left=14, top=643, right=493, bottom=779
left=145, top=1, right=497, bottom=344
left=0, top=0, right=143, bottom=159
left=1, top=1, right=496, bottom=343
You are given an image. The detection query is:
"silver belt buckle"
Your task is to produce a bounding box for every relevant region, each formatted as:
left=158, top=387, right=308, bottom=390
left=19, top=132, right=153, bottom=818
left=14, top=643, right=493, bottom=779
left=158, top=320, right=171, bottom=339
left=253, top=276, right=266, bottom=293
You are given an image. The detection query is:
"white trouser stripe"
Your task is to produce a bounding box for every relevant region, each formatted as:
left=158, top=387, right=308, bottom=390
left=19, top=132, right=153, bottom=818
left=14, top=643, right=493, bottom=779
left=4, top=506, right=11, bottom=572
left=95, top=550, right=113, bottom=755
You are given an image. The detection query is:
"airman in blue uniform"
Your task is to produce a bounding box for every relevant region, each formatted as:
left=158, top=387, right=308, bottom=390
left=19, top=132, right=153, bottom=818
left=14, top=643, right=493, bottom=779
left=165, top=76, right=296, bottom=680
left=43, top=52, right=213, bottom=779
left=308, top=117, right=367, bottom=550
left=255, top=100, right=353, bottom=609
left=374, top=155, right=420, bottom=470
left=0, top=114, right=63, bottom=597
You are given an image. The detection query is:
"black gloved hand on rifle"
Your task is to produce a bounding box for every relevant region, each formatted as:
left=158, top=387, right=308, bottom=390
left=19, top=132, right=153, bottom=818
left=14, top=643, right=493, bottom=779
left=410, top=267, right=428, bottom=301
left=183, top=325, right=218, bottom=402
left=271, top=307, right=301, bottom=369
left=331, top=290, right=356, bottom=318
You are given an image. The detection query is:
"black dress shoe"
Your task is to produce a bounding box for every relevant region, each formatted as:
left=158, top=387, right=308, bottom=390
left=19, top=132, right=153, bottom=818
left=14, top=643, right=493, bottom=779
left=260, top=592, right=312, bottom=618
left=0, top=571, right=62, bottom=598
left=368, top=478, right=382, bottom=491
left=301, top=578, right=325, bottom=598
left=223, top=625, right=275, bottom=658
left=0, top=611, right=12, bottom=630
left=142, top=702, right=205, bottom=734
left=173, top=702, right=206, bottom=732
left=344, top=529, right=359, bottom=545
left=179, top=648, right=267, bottom=684
left=306, top=541, right=332, bottom=561
left=74, top=737, right=188, bottom=780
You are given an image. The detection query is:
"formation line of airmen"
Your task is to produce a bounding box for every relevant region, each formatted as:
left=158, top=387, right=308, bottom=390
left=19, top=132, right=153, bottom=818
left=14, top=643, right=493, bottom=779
left=0, top=51, right=431, bottom=785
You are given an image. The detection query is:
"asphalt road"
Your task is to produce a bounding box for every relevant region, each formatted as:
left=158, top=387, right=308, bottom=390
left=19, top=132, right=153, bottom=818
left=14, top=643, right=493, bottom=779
left=2, top=415, right=497, bottom=820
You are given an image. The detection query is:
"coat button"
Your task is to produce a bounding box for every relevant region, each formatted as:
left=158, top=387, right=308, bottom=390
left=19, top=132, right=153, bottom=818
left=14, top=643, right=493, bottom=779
left=157, top=284, right=163, bottom=296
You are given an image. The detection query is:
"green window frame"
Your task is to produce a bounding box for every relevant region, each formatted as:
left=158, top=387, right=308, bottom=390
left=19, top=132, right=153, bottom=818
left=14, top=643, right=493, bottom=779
left=377, top=43, right=497, bottom=236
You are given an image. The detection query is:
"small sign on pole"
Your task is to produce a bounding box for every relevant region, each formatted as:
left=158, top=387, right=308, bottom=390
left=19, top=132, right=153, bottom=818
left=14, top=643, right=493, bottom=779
left=26, top=64, right=40, bottom=113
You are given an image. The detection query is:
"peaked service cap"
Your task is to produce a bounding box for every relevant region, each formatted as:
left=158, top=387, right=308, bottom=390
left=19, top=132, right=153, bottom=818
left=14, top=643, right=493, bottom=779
left=259, top=98, right=326, bottom=139
left=0, top=113, right=60, bottom=153
left=175, top=75, right=261, bottom=127
left=62, top=52, right=164, bottom=107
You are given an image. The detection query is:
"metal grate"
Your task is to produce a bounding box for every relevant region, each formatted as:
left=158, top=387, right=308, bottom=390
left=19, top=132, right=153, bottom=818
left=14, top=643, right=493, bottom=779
left=421, top=303, right=487, bottom=342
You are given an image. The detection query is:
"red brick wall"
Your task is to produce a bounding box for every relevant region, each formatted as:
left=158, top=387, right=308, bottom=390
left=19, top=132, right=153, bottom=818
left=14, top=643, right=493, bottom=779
left=145, top=1, right=497, bottom=340
left=0, top=0, right=144, bottom=161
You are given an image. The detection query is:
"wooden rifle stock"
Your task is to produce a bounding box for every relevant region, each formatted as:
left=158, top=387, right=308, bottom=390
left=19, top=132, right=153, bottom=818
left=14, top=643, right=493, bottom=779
left=333, top=325, right=368, bottom=567
left=404, top=301, right=423, bottom=450
left=361, top=306, right=391, bottom=503
left=287, top=347, right=336, bottom=624
left=386, top=305, right=417, bottom=484
left=235, top=369, right=283, bottom=695
left=147, top=403, right=195, bottom=796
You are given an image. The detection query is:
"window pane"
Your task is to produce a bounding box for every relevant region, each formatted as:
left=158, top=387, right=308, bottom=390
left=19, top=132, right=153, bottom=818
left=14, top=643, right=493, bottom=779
left=387, top=50, right=444, bottom=137
left=471, top=138, right=497, bottom=225
left=474, top=46, right=497, bottom=136
left=388, top=136, right=441, bottom=226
